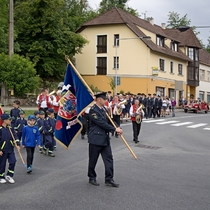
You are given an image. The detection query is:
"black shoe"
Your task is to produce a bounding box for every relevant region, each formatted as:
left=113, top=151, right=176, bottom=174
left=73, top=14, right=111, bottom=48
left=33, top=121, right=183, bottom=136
left=89, top=179, right=100, bottom=186
left=105, top=180, right=119, bottom=188
left=111, top=132, right=114, bottom=136
left=115, top=135, right=118, bottom=138
left=135, top=140, right=139, bottom=144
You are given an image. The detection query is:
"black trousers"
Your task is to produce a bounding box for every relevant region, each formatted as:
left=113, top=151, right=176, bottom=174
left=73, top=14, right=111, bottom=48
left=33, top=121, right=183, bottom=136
left=147, top=107, right=152, bottom=118
left=143, top=108, right=147, bottom=119
left=26, top=147, right=35, bottom=167
left=113, top=114, right=120, bottom=136
left=152, top=106, right=157, bottom=118
left=132, top=121, right=141, bottom=142
left=88, top=144, right=114, bottom=182
left=81, top=113, right=89, bottom=136
left=157, top=107, right=161, bottom=117
left=0, top=152, right=16, bottom=178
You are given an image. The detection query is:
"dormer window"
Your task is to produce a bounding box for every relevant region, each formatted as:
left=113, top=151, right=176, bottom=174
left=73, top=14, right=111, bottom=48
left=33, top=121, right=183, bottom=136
left=156, top=36, right=164, bottom=47
left=171, top=41, right=178, bottom=52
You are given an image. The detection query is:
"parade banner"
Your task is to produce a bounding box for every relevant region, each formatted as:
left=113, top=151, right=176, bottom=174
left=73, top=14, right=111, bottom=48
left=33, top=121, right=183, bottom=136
left=54, top=63, right=94, bottom=148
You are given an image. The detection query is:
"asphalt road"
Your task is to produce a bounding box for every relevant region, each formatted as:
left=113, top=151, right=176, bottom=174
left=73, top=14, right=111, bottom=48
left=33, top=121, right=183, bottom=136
left=0, top=111, right=210, bottom=210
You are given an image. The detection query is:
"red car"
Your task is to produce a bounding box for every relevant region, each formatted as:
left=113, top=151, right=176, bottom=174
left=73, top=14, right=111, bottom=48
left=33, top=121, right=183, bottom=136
left=184, top=101, right=209, bottom=113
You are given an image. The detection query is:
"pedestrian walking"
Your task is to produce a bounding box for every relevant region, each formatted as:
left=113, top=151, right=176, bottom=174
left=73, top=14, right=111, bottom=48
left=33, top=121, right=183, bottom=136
left=22, top=115, right=40, bottom=173
left=0, top=114, right=20, bottom=184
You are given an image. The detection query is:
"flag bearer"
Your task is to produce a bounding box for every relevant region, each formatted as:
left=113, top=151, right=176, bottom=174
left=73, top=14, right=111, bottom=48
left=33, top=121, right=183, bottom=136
left=0, top=114, right=20, bottom=184
left=43, top=109, right=56, bottom=157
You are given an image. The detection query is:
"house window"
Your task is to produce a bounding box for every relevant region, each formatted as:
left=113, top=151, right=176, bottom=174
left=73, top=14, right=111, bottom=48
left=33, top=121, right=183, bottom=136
left=114, top=34, right=119, bottom=46
left=156, top=86, right=165, bottom=96
left=156, top=36, right=164, bottom=47
left=113, top=56, right=119, bottom=69
left=171, top=42, right=178, bottom=51
left=200, top=69, right=205, bottom=81
left=170, top=61, right=174, bottom=73
left=188, top=47, right=194, bottom=60
left=97, top=35, right=107, bottom=53
left=207, top=71, right=210, bottom=81
left=178, top=64, right=183, bottom=75
left=168, top=88, right=175, bottom=98
left=97, top=57, right=107, bottom=75
left=199, top=91, right=204, bottom=100
left=159, top=59, right=165, bottom=71
left=207, top=93, right=210, bottom=102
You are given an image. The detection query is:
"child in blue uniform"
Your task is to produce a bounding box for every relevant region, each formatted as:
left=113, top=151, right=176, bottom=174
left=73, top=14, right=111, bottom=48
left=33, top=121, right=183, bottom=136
left=15, top=110, right=27, bottom=140
left=10, top=100, right=22, bottom=129
left=34, top=111, right=40, bottom=127
left=0, top=114, right=20, bottom=184
left=43, top=108, right=56, bottom=157
left=37, top=111, right=45, bottom=153
left=22, top=115, right=40, bottom=173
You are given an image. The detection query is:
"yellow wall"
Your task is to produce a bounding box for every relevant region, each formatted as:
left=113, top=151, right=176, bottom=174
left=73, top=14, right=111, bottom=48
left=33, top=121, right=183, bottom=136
left=83, top=75, right=187, bottom=97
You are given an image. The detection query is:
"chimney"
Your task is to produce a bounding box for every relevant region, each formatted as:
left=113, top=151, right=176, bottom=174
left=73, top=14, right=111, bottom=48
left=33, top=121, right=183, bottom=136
left=149, top=17, right=154, bottom=25
left=161, top=23, right=166, bottom=29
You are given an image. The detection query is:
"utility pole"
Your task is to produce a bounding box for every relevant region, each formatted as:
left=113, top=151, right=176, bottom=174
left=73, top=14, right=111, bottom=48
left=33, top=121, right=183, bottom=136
left=9, top=0, right=14, bottom=57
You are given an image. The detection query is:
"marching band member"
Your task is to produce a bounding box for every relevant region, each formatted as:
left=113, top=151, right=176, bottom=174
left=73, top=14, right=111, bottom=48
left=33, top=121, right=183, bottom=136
left=109, top=95, right=125, bottom=138
left=53, top=90, right=62, bottom=119
left=36, top=89, right=52, bottom=115
left=130, top=99, right=144, bottom=143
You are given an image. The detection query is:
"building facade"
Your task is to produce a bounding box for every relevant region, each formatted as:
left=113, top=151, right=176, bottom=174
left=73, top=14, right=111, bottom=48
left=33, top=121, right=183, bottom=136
left=75, top=8, right=204, bottom=100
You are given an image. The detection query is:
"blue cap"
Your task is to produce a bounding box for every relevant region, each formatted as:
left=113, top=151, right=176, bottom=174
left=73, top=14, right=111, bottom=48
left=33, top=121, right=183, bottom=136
left=1, top=114, right=11, bottom=120
left=34, top=111, right=40, bottom=115
left=47, top=108, right=54, bottom=113
left=28, top=115, right=36, bottom=120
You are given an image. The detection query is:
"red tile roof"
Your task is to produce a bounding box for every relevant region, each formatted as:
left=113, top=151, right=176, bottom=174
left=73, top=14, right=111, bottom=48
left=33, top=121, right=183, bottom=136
left=77, top=8, right=193, bottom=61
left=199, top=49, right=210, bottom=66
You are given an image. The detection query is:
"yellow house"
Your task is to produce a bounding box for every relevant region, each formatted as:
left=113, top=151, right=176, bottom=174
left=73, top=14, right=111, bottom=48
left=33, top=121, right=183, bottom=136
left=75, top=8, right=201, bottom=99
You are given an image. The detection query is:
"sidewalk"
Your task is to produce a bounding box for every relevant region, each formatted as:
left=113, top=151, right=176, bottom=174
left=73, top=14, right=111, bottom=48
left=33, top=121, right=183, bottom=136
left=2, top=106, right=38, bottom=111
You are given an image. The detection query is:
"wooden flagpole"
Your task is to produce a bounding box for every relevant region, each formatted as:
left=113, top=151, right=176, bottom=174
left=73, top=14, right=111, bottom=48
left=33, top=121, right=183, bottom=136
left=8, top=127, right=26, bottom=167
left=65, top=56, right=137, bottom=160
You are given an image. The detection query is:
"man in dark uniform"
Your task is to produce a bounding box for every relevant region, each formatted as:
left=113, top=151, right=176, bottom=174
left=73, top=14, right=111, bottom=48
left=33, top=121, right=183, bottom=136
left=88, top=92, right=123, bottom=187
left=141, top=94, right=148, bottom=119
left=157, top=95, right=162, bottom=117
left=152, top=93, right=158, bottom=118
left=147, top=94, right=152, bottom=118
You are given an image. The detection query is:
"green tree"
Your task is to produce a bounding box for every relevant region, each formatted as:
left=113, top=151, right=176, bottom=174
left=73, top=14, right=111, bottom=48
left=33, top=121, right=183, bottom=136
left=14, top=0, right=88, bottom=80
left=166, top=12, right=191, bottom=29
left=98, top=0, right=139, bottom=16
left=0, top=53, right=40, bottom=96
left=65, top=0, right=98, bottom=31
left=0, top=0, right=8, bottom=53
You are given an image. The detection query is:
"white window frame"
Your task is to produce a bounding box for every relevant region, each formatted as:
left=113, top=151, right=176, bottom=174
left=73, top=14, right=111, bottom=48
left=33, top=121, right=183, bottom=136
left=95, top=34, right=108, bottom=54
left=178, top=63, right=183, bottom=76
left=199, top=69, right=205, bottom=81
left=170, top=61, right=174, bottom=74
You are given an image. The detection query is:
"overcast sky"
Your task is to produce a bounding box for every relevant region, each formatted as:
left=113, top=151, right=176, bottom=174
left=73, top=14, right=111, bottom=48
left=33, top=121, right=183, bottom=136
left=88, top=0, right=210, bottom=46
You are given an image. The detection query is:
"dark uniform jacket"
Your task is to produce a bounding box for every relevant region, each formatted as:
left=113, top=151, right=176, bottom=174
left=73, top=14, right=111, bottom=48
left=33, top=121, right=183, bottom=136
left=0, top=126, right=20, bottom=153
left=147, top=97, right=152, bottom=108
left=37, top=118, right=45, bottom=134
left=141, top=98, right=147, bottom=107
left=15, top=118, right=27, bottom=133
left=157, top=99, right=162, bottom=107
left=10, top=107, right=22, bottom=126
left=44, top=117, right=56, bottom=135
left=88, top=104, right=115, bottom=146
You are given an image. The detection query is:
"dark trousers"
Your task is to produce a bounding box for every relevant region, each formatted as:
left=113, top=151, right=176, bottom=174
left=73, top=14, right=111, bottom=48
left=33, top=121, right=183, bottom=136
left=147, top=107, right=152, bottom=118
left=113, top=115, right=120, bottom=136
left=44, top=135, right=54, bottom=152
left=152, top=106, right=157, bottom=118
left=88, top=144, right=114, bottom=182
left=157, top=107, right=161, bottom=117
left=26, top=147, right=35, bottom=167
left=81, top=113, right=89, bottom=136
left=143, top=108, right=147, bottom=119
left=17, top=132, right=22, bottom=140
left=0, top=152, right=16, bottom=178
left=132, top=121, right=141, bottom=142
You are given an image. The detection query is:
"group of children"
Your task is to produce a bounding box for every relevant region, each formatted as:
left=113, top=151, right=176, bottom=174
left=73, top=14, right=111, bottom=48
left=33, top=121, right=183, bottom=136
left=0, top=100, right=56, bottom=184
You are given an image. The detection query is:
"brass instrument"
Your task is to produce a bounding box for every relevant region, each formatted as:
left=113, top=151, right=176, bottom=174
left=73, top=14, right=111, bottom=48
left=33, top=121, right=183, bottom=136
left=49, top=90, right=56, bottom=96
left=135, top=104, right=144, bottom=124
left=115, top=99, right=127, bottom=115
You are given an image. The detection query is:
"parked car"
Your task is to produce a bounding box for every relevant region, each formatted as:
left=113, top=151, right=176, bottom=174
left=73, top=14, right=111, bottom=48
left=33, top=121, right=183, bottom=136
left=184, top=101, right=209, bottom=113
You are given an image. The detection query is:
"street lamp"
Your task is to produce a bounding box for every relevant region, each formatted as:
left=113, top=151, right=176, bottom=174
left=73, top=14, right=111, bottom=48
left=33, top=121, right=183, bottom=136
left=114, top=36, right=151, bottom=95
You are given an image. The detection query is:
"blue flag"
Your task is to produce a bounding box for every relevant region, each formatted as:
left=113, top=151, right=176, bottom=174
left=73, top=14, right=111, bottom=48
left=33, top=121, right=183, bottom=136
left=55, top=63, right=94, bottom=148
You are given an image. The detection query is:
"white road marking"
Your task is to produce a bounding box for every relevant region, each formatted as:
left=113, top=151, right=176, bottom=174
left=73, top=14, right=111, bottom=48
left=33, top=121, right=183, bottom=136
left=203, top=128, right=210, bottom=130
left=187, top=123, right=207, bottom=128
left=156, top=121, right=180, bottom=125
left=144, top=119, right=165, bottom=123
left=170, top=122, right=193, bottom=126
